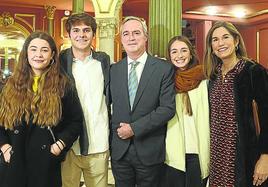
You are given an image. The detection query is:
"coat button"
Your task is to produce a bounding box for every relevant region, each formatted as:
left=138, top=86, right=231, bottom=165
left=10, top=149, right=14, bottom=155
left=41, top=145, right=47, bottom=150
left=14, top=130, right=19, bottom=134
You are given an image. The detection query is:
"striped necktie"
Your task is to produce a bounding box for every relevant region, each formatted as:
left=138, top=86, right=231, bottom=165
left=128, top=61, right=140, bottom=109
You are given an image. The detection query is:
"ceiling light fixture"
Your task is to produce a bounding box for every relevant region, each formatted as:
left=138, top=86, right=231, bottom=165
left=205, top=6, right=218, bottom=15
left=234, top=10, right=246, bottom=18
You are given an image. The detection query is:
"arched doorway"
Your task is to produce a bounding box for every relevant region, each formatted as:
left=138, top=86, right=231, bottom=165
left=0, top=17, right=30, bottom=78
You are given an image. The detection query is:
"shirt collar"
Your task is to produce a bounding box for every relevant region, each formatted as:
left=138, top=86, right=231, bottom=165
left=127, top=51, right=148, bottom=65
left=73, top=53, right=93, bottom=63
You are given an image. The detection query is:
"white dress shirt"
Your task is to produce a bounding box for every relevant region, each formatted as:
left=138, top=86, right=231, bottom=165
left=71, top=55, right=109, bottom=155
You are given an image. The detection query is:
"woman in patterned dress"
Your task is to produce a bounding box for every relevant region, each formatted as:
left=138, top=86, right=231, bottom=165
left=204, top=21, right=268, bottom=187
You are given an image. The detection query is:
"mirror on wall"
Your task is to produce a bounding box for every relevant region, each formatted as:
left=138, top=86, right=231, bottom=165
left=0, top=26, right=26, bottom=79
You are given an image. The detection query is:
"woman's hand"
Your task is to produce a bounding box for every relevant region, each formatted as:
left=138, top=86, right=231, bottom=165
left=0, top=143, right=12, bottom=163
left=50, top=140, right=65, bottom=156
left=253, top=154, right=268, bottom=186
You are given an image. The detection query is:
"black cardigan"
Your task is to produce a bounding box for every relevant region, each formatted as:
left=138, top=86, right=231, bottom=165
left=209, top=60, right=268, bottom=187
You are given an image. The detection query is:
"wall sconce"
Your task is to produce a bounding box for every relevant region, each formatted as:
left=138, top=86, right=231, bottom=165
left=64, top=10, right=70, bottom=16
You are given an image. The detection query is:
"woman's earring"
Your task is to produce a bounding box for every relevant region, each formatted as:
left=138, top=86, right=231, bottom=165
left=50, top=59, right=55, bottom=65
left=235, top=46, right=238, bottom=51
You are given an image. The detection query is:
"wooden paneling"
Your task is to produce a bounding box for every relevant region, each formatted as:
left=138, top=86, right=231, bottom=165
left=259, top=28, right=268, bottom=68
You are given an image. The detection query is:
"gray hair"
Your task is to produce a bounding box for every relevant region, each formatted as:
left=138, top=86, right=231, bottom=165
left=120, top=16, right=148, bottom=37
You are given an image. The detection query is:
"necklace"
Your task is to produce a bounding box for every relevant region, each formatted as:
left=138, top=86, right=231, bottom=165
left=221, top=59, right=240, bottom=78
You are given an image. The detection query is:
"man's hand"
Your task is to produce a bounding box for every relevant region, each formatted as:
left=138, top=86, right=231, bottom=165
left=117, top=123, right=134, bottom=139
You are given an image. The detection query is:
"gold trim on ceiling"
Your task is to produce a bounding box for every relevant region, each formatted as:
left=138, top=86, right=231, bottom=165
left=15, top=14, right=36, bottom=31
left=185, top=9, right=268, bottom=19
left=0, top=12, right=14, bottom=27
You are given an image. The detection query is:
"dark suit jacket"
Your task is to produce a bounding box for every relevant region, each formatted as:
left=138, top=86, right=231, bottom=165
left=59, top=48, right=111, bottom=154
left=110, top=54, right=175, bottom=166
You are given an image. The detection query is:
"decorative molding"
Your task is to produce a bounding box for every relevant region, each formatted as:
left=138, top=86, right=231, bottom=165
left=61, top=17, right=69, bottom=39
left=14, top=14, right=36, bottom=31
left=0, top=12, right=30, bottom=38
left=185, top=9, right=268, bottom=19
left=44, top=5, right=56, bottom=20
left=42, top=16, right=46, bottom=32
left=0, top=12, right=14, bottom=27
left=95, top=0, right=114, bottom=13
left=12, top=23, right=30, bottom=38
left=96, top=18, right=117, bottom=39
left=257, top=31, right=259, bottom=63
left=92, top=0, right=124, bottom=16
left=114, top=1, right=123, bottom=35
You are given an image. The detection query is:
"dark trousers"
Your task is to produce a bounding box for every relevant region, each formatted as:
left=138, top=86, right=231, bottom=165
left=111, top=143, right=163, bottom=187
left=161, top=154, right=208, bottom=187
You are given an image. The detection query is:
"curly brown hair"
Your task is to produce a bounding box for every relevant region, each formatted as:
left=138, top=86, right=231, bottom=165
left=0, top=31, right=69, bottom=129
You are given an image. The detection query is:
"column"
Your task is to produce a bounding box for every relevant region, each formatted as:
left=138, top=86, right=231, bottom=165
left=91, top=0, right=124, bottom=63
left=149, top=0, right=182, bottom=58
left=96, top=18, right=117, bottom=62
left=195, top=20, right=212, bottom=61
left=72, top=0, right=84, bottom=14
left=4, top=47, right=8, bottom=72
left=44, top=5, right=56, bottom=36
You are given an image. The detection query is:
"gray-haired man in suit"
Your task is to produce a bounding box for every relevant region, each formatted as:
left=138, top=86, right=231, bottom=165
left=109, top=16, right=176, bottom=187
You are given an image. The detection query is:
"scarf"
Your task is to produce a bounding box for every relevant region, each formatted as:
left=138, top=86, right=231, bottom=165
left=175, top=64, right=205, bottom=93
left=175, top=64, right=205, bottom=115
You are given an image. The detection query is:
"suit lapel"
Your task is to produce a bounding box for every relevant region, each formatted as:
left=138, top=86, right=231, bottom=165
left=132, top=55, right=156, bottom=111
